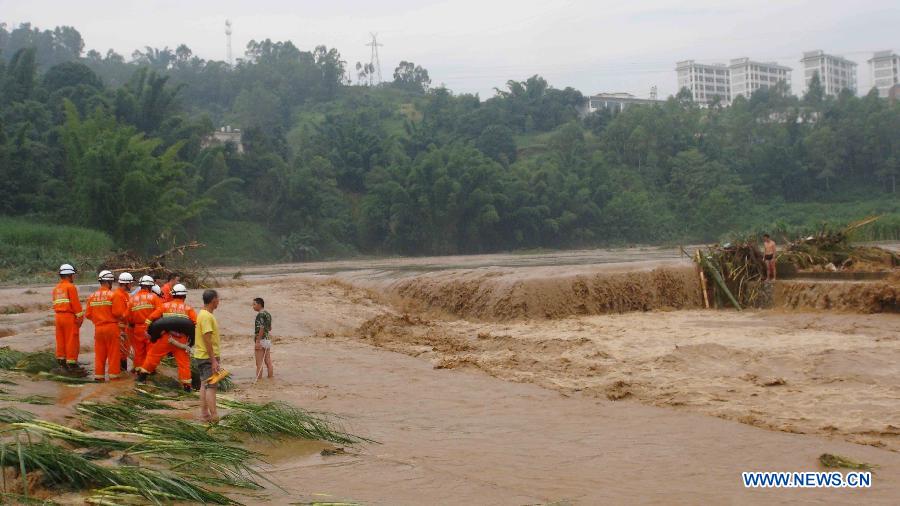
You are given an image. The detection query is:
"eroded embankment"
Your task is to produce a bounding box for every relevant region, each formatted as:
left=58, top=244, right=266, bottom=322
left=776, top=276, right=899, bottom=313
left=381, top=261, right=702, bottom=320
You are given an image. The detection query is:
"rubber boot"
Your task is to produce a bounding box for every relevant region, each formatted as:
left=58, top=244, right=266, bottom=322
left=65, top=363, right=88, bottom=378
left=137, top=372, right=148, bottom=383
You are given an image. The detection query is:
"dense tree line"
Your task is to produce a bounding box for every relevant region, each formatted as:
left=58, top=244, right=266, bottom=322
left=1, top=23, right=898, bottom=260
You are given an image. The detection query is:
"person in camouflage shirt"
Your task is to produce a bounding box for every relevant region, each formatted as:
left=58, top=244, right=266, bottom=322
left=252, top=297, right=274, bottom=379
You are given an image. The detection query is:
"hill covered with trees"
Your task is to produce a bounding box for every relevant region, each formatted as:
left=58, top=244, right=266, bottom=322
left=1, top=22, right=898, bottom=266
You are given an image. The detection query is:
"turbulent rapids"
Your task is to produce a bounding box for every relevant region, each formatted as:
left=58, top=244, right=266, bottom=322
left=381, top=261, right=703, bottom=320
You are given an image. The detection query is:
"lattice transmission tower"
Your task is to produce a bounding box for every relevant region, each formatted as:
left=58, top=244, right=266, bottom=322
left=225, top=19, right=233, bottom=66
left=366, top=33, right=383, bottom=86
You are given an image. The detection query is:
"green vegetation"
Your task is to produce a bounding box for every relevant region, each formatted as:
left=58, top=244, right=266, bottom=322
left=818, top=453, right=874, bottom=471
left=1, top=23, right=898, bottom=270
left=0, top=217, right=113, bottom=281
left=192, top=219, right=281, bottom=265
left=0, top=376, right=371, bottom=503
left=217, top=398, right=369, bottom=445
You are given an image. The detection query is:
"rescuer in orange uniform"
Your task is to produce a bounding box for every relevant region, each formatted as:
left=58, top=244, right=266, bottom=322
left=52, top=264, right=85, bottom=373
left=128, top=275, right=161, bottom=373
left=136, top=283, right=196, bottom=391
left=160, top=273, right=180, bottom=303
left=112, top=272, right=134, bottom=373
left=84, top=270, right=120, bottom=381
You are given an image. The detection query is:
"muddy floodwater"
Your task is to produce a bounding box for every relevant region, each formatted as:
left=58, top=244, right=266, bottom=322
left=2, top=245, right=900, bottom=504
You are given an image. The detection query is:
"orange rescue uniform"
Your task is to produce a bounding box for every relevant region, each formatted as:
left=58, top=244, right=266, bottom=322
left=52, top=279, right=83, bottom=364
left=111, top=286, right=132, bottom=369
left=128, top=289, right=161, bottom=373
left=138, top=299, right=197, bottom=385
left=160, top=282, right=174, bottom=303
left=84, top=286, right=120, bottom=380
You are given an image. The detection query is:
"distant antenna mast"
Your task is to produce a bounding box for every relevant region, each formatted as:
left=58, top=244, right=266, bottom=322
left=225, top=19, right=233, bottom=66
left=650, top=85, right=658, bottom=100
left=366, top=33, right=383, bottom=86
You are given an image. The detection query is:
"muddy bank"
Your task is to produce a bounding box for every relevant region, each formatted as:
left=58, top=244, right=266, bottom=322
left=776, top=278, right=899, bottom=313
left=377, top=260, right=702, bottom=320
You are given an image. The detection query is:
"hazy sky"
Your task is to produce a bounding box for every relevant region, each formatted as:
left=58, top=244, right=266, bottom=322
left=3, top=0, right=899, bottom=98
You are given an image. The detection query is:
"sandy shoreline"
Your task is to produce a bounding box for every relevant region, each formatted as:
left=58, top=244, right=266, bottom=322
left=1, top=256, right=899, bottom=503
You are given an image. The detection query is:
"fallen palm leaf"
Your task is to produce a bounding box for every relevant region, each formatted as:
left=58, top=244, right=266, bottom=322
left=0, top=395, right=54, bottom=406
left=819, top=453, right=873, bottom=471
left=0, top=348, right=27, bottom=370
left=0, top=438, right=238, bottom=504
left=36, top=371, right=93, bottom=384
left=14, top=352, right=58, bottom=375
left=217, top=398, right=373, bottom=445
left=12, top=421, right=142, bottom=450
left=0, top=407, right=35, bottom=424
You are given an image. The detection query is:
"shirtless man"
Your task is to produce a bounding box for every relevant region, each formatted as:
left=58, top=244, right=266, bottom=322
left=763, top=234, right=777, bottom=281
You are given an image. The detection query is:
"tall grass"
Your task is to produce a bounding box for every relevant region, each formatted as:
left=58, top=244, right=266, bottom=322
left=0, top=217, right=113, bottom=282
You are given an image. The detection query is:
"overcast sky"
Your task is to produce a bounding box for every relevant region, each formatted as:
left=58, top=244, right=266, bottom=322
left=2, top=0, right=898, bottom=98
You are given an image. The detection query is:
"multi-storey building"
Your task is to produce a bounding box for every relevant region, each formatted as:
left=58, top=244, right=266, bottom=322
left=800, top=50, right=857, bottom=96
left=676, top=60, right=730, bottom=105
left=868, top=50, right=900, bottom=98
left=728, top=58, right=792, bottom=101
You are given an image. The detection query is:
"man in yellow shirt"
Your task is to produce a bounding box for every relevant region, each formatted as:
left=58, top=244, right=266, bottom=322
left=194, top=289, right=221, bottom=422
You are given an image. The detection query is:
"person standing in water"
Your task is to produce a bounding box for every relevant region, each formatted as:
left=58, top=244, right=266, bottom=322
left=195, top=289, right=222, bottom=422
left=763, top=234, right=777, bottom=281
left=252, top=298, right=274, bottom=380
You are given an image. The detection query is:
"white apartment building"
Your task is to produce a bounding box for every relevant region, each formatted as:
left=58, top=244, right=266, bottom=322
left=728, top=58, right=792, bottom=101
left=676, top=60, right=730, bottom=105
left=800, top=50, right=857, bottom=96
left=868, top=50, right=900, bottom=98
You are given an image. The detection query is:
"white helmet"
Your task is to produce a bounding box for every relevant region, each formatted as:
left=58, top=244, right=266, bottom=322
left=139, top=275, right=155, bottom=286
left=98, top=270, right=115, bottom=282
left=171, top=283, right=188, bottom=297
left=151, top=285, right=162, bottom=296
left=118, top=272, right=134, bottom=284
left=59, top=264, right=76, bottom=275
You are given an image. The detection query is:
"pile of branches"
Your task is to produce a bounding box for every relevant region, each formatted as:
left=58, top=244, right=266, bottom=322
left=692, top=216, right=899, bottom=310
left=100, top=241, right=212, bottom=288
left=780, top=217, right=899, bottom=271
left=692, top=244, right=765, bottom=310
